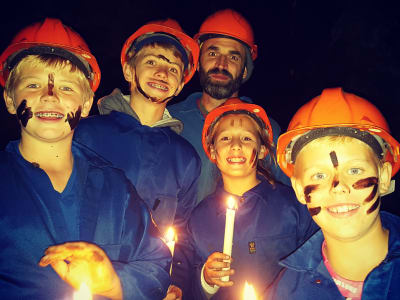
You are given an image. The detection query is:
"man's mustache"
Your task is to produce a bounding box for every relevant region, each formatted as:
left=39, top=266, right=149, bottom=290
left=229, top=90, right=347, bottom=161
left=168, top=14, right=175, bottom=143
left=207, top=68, right=233, bottom=80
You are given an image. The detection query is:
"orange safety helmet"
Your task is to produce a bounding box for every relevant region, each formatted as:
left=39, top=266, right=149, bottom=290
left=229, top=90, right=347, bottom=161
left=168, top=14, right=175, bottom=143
left=120, top=19, right=199, bottom=84
left=194, top=9, right=258, bottom=82
left=0, top=18, right=101, bottom=92
left=277, top=87, right=400, bottom=177
left=202, top=98, right=273, bottom=161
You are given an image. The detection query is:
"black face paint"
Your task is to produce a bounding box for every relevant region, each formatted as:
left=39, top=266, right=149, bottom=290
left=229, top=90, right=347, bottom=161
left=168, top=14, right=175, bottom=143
left=330, top=151, right=338, bottom=168
left=304, top=184, right=319, bottom=203
left=250, top=148, right=258, bottom=168
left=66, top=106, right=82, bottom=130
left=48, top=73, right=54, bottom=96
left=16, top=99, right=33, bottom=127
left=332, top=175, right=339, bottom=188
left=308, top=206, right=321, bottom=216
left=352, top=176, right=379, bottom=214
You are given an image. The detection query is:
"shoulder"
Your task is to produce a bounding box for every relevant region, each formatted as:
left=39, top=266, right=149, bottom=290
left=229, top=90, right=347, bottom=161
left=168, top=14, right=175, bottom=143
left=159, top=129, right=201, bottom=162
left=168, top=92, right=202, bottom=114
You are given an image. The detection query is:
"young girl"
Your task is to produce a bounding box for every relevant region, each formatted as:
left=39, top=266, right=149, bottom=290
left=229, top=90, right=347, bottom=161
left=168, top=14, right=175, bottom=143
left=171, top=98, right=317, bottom=299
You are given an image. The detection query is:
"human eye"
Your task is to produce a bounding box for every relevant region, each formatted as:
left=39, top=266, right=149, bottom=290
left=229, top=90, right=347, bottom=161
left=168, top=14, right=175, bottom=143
left=60, top=86, right=73, bottom=92
left=230, top=55, right=240, bottom=62
left=208, top=51, right=217, bottom=57
left=348, top=168, right=363, bottom=175
left=145, top=59, right=156, bottom=65
left=312, top=172, right=327, bottom=180
left=242, top=136, right=253, bottom=142
left=219, top=135, right=230, bottom=141
left=169, top=67, right=178, bottom=74
left=26, top=83, right=40, bottom=88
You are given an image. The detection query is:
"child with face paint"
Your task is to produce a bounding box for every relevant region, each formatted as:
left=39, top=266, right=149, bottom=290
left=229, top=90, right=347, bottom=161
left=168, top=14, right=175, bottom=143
left=266, top=87, right=400, bottom=300
left=0, top=18, right=171, bottom=299
left=172, top=98, right=317, bottom=299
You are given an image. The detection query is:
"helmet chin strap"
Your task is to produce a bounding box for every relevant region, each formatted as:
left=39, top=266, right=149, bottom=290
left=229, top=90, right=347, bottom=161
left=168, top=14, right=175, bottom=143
left=134, top=71, right=176, bottom=104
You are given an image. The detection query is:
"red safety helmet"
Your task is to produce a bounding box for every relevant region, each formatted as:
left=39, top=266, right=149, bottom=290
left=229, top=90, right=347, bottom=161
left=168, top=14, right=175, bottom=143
left=120, top=19, right=199, bottom=84
left=202, top=98, right=273, bottom=161
left=277, top=87, right=400, bottom=177
left=0, top=18, right=101, bottom=91
left=194, top=9, right=258, bottom=82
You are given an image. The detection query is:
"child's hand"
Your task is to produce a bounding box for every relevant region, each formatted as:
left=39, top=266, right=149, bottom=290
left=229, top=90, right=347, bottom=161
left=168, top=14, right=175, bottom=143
left=204, top=252, right=234, bottom=287
left=38, top=241, right=122, bottom=300
left=163, top=285, right=182, bottom=300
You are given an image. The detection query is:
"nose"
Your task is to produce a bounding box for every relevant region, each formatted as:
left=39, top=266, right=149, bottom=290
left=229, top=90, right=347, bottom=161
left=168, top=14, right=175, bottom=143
left=331, top=174, right=350, bottom=194
left=155, top=66, right=168, bottom=80
left=40, top=88, right=60, bottom=103
left=215, top=54, right=228, bottom=69
left=230, top=136, right=242, bottom=151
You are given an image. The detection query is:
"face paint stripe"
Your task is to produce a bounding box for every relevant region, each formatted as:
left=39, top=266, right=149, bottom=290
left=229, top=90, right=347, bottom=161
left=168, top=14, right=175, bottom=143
left=304, top=184, right=319, bottom=203
left=329, top=151, right=338, bottom=168
left=332, top=175, right=339, bottom=188
left=364, top=184, right=378, bottom=203
left=367, top=198, right=380, bottom=214
left=48, top=73, right=54, bottom=96
left=16, top=99, right=33, bottom=127
left=66, top=106, right=82, bottom=130
left=308, top=206, right=321, bottom=216
left=352, top=177, right=378, bottom=189
left=250, top=149, right=257, bottom=168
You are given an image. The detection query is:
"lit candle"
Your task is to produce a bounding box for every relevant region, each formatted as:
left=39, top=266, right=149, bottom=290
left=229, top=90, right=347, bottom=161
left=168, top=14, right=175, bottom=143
left=73, top=282, right=92, bottom=300
left=222, top=196, right=237, bottom=282
left=165, top=226, right=176, bottom=275
left=243, top=281, right=257, bottom=300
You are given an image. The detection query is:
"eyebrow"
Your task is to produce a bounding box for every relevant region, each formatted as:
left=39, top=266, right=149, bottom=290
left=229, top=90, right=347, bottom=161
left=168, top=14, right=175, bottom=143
left=143, top=54, right=182, bottom=68
left=205, top=45, right=243, bottom=57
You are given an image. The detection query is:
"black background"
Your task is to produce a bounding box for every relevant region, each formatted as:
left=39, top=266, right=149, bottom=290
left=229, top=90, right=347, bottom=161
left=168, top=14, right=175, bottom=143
left=1, top=0, right=399, bottom=214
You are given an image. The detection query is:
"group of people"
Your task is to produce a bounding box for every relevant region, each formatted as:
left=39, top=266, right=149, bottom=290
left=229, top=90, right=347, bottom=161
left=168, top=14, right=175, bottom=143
left=0, top=7, right=398, bottom=300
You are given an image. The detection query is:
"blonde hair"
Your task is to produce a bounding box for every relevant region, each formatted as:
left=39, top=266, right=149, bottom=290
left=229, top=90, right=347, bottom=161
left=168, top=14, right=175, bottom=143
left=5, top=54, right=93, bottom=101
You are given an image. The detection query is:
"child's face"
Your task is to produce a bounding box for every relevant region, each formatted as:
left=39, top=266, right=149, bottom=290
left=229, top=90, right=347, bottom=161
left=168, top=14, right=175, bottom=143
left=291, top=137, right=392, bottom=242
left=210, top=114, right=266, bottom=179
left=124, top=45, right=185, bottom=103
left=4, top=63, right=92, bottom=142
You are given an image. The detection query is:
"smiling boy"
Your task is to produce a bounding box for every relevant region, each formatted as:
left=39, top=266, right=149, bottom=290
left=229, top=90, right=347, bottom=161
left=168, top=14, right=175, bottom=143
left=0, top=18, right=170, bottom=299
left=267, top=87, right=400, bottom=300
left=74, top=19, right=201, bottom=237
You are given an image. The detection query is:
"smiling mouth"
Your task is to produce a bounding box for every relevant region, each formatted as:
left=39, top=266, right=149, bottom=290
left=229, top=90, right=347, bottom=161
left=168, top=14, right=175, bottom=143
left=35, top=112, right=64, bottom=119
left=148, top=82, right=168, bottom=91
left=327, top=204, right=360, bottom=214
left=227, top=157, right=246, bottom=163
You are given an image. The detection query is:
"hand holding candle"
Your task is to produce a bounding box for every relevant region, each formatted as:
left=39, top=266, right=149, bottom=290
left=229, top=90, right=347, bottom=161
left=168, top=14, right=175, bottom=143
left=222, top=196, right=237, bottom=282
left=38, top=241, right=122, bottom=300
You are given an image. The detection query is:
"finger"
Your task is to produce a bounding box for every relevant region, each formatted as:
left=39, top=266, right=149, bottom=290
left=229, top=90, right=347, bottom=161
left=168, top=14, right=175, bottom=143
left=49, top=260, right=69, bottom=280
left=212, top=278, right=234, bottom=287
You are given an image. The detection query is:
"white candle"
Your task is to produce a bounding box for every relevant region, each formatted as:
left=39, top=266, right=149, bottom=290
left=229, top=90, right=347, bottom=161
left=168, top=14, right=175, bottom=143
left=243, top=281, right=257, bottom=300
left=73, top=282, right=92, bottom=300
left=222, top=196, right=236, bottom=282
left=165, top=227, right=176, bottom=275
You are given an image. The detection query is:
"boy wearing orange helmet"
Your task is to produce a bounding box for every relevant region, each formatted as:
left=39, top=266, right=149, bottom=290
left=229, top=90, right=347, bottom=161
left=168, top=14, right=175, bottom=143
left=168, top=8, right=290, bottom=205
left=74, top=19, right=201, bottom=241
left=267, top=87, right=400, bottom=299
left=0, top=18, right=171, bottom=299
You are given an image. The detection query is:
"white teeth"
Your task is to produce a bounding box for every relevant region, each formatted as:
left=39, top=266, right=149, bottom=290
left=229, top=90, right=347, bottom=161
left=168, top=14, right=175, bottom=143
left=328, top=205, right=359, bottom=213
left=149, top=83, right=168, bottom=91
left=35, top=112, right=64, bottom=118
left=227, top=157, right=245, bottom=163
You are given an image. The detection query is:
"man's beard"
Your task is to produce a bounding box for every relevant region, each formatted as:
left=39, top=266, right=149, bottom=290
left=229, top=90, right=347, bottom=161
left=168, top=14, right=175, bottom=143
left=199, top=65, right=244, bottom=99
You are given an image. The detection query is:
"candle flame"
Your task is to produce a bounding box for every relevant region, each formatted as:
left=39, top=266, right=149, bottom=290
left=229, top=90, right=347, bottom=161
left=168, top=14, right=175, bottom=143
left=243, top=281, right=257, bottom=300
left=73, top=282, right=92, bottom=300
left=227, top=196, right=236, bottom=210
left=165, top=226, right=176, bottom=243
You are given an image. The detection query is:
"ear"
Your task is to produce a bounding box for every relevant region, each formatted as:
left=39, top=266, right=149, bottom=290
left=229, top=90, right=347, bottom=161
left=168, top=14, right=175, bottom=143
left=378, top=161, right=392, bottom=194
left=242, top=66, right=248, bottom=80
left=3, top=90, right=16, bottom=114
left=81, top=96, right=94, bottom=118
left=122, top=63, right=135, bottom=83
left=210, top=145, right=217, bottom=161
left=258, top=145, right=267, bottom=159
left=291, top=176, right=307, bottom=205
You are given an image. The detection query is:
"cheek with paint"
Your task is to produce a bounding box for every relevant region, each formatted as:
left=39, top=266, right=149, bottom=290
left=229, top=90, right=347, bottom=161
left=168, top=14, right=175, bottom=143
left=303, top=184, right=321, bottom=216
left=16, top=99, right=33, bottom=127
left=66, top=106, right=82, bottom=130
left=250, top=148, right=258, bottom=168
left=352, top=177, right=379, bottom=214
